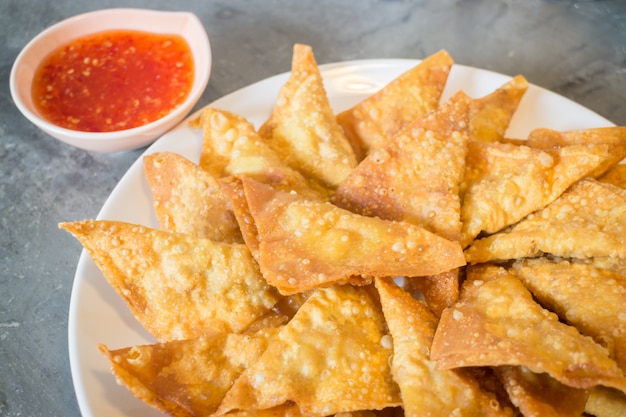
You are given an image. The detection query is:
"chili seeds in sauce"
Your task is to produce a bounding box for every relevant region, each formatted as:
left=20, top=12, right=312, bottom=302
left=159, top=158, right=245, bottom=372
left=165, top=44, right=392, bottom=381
left=32, top=30, right=194, bottom=132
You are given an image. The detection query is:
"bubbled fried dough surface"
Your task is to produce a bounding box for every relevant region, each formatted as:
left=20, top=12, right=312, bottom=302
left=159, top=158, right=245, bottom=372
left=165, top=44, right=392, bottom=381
left=60, top=220, right=280, bottom=341
left=464, top=178, right=626, bottom=266
left=241, top=177, right=466, bottom=295
left=216, top=285, right=401, bottom=416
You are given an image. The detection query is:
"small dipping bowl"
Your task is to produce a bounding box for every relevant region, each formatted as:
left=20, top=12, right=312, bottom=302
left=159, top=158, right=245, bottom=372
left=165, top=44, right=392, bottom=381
left=10, top=8, right=211, bottom=152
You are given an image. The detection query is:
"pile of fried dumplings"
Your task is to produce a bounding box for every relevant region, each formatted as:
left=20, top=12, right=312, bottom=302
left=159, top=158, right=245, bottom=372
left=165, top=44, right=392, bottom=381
left=61, top=44, right=626, bottom=417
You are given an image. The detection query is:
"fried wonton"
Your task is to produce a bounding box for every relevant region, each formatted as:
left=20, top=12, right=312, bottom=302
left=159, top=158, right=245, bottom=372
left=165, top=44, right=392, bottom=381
left=460, top=141, right=615, bottom=247
left=526, top=127, right=626, bottom=178
left=334, top=91, right=469, bottom=242
left=431, top=264, right=626, bottom=393
left=59, top=220, right=280, bottom=341
left=143, top=152, right=243, bottom=243
left=599, top=164, right=626, bottom=189
left=464, top=178, right=626, bottom=267
left=217, top=285, right=402, bottom=416
left=511, top=257, right=626, bottom=371
left=191, top=107, right=326, bottom=200
left=241, top=177, right=466, bottom=295
left=336, top=49, right=453, bottom=159
left=99, top=328, right=278, bottom=417
left=258, top=44, right=357, bottom=189
left=334, top=91, right=469, bottom=315
left=469, top=75, right=528, bottom=143
left=375, top=278, right=514, bottom=417
left=495, top=366, right=588, bottom=417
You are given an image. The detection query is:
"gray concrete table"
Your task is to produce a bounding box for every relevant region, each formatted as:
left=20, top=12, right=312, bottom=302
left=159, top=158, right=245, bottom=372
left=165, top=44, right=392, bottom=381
left=1, top=0, right=625, bottom=416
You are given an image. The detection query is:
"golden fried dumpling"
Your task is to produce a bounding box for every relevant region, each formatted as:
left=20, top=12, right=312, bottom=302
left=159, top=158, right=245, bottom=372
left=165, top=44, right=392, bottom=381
left=241, top=178, right=466, bottom=295
left=464, top=178, right=626, bottom=267
left=495, top=366, right=588, bottom=417
left=375, top=278, right=515, bottom=417
left=60, top=220, right=280, bottom=341
left=144, top=152, right=243, bottom=243
left=334, top=91, right=469, bottom=242
left=99, top=328, right=278, bottom=417
left=526, top=126, right=626, bottom=178
left=431, top=264, right=626, bottom=393
left=259, top=44, right=357, bottom=189
left=192, top=107, right=327, bottom=200
left=511, top=256, right=626, bottom=371
left=336, top=49, right=453, bottom=159
left=217, top=285, right=401, bottom=416
left=469, top=75, right=528, bottom=143
left=460, top=141, right=615, bottom=247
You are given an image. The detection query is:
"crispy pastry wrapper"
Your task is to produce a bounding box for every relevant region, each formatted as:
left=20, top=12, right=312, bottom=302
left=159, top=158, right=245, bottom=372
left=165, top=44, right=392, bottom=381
left=375, top=277, right=516, bottom=417
left=334, top=91, right=469, bottom=242
left=143, top=152, right=243, bottom=243
left=99, top=328, right=278, bottom=417
left=464, top=178, right=626, bottom=267
left=431, top=264, right=626, bottom=393
left=192, top=107, right=327, bottom=200
left=336, top=49, right=453, bottom=159
left=241, top=177, right=466, bottom=295
left=217, top=285, right=402, bottom=416
left=258, top=43, right=357, bottom=189
left=460, top=140, right=616, bottom=247
left=584, top=386, right=626, bottom=417
left=495, top=366, right=588, bottom=417
left=526, top=127, right=626, bottom=178
left=60, top=220, right=280, bottom=341
left=469, top=75, right=528, bottom=143
left=511, top=256, right=626, bottom=371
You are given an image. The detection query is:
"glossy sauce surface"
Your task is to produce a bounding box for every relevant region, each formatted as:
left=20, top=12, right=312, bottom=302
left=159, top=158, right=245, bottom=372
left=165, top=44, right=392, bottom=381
left=32, top=30, right=194, bottom=132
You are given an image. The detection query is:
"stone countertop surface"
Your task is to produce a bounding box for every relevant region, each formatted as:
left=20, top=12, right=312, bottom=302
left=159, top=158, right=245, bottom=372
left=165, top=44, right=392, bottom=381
left=1, top=0, right=625, bottom=416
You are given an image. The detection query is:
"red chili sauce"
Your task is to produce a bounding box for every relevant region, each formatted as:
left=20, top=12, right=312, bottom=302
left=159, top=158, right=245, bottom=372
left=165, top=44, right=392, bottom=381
left=32, top=30, right=194, bottom=132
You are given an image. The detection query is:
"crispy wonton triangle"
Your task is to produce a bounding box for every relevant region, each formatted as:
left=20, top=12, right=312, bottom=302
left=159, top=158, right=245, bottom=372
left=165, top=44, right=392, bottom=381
left=59, top=220, right=280, bottom=341
left=217, top=285, right=401, bottom=416
left=336, top=49, right=453, bottom=159
left=511, top=257, right=626, bottom=371
left=99, top=328, right=278, bottom=417
left=526, top=127, right=626, bottom=178
left=469, top=75, right=528, bottom=143
left=460, top=141, right=614, bottom=247
left=464, top=178, right=626, bottom=267
left=258, top=44, right=357, bottom=189
left=334, top=91, right=469, bottom=242
left=241, top=177, right=466, bottom=295
left=495, top=366, right=588, bottom=417
left=143, top=152, right=243, bottom=243
left=431, top=264, right=626, bottom=393
left=334, top=91, right=469, bottom=316
left=375, top=278, right=514, bottom=417
left=191, top=107, right=326, bottom=200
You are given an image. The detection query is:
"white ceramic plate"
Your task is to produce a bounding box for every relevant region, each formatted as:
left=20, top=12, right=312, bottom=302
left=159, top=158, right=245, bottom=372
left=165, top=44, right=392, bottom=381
left=67, top=59, right=614, bottom=417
